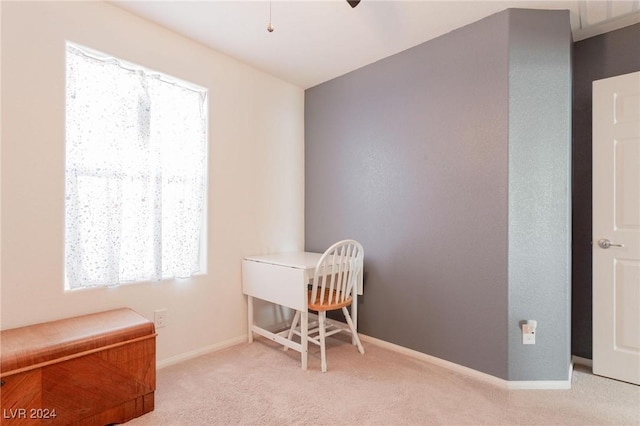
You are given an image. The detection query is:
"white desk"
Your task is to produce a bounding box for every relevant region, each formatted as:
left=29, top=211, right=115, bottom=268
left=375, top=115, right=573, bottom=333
left=242, top=251, right=362, bottom=370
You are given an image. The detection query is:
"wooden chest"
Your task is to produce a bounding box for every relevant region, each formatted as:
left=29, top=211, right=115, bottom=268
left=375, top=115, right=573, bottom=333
left=0, top=308, right=156, bottom=425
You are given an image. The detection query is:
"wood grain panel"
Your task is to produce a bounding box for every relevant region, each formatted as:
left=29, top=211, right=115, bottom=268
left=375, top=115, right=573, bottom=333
left=95, top=338, right=156, bottom=390
left=0, top=370, right=42, bottom=425
left=41, top=347, right=151, bottom=424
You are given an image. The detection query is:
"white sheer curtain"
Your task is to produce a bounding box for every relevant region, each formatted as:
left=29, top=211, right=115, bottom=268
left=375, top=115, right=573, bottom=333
left=65, top=44, right=207, bottom=289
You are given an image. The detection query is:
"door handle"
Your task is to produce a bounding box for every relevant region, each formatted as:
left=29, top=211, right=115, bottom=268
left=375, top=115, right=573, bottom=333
left=597, top=239, right=624, bottom=249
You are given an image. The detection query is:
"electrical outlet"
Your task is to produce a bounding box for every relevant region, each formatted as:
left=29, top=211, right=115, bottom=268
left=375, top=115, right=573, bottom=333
left=522, top=320, right=537, bottom=345
left=154, top=309, right=167, bottom=329
left=522, top=325, right=535, bottom=344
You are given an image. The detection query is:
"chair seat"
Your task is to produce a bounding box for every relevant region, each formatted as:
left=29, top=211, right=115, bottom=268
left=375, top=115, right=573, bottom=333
left=308, top=290, right=352, bottom=311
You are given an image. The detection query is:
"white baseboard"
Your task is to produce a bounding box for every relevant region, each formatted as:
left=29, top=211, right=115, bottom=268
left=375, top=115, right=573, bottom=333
left=359, top=333, right=573, bottom=390
left=359, top=334, right=507, bottom=388
left=507, top=362, right=573, bottom=390
left=156, top=335, right=247, bottom=370
left=507, top=378, right=572, bottom=390
left=572, top=355, right=593, bottom=367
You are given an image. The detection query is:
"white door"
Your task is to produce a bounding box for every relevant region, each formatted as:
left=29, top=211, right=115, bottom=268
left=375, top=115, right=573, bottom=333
left=593, top=71, right=640, bottom=385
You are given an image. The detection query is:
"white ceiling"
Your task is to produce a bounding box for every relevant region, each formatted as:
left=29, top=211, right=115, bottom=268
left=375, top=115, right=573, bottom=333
left=111, top=0, right=640, bottom=89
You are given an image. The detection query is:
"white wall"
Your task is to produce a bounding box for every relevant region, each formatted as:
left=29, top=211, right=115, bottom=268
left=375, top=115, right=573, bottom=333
left=0, top=1, right=305, bottom=365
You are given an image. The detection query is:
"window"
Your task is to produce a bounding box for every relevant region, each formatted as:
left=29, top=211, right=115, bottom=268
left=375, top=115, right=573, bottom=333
left=65, top=43, right=207, bottom=290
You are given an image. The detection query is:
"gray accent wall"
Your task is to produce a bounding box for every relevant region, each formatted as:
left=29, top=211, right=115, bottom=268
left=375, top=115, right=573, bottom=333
left=305, top=9, right=572, bottom=381
left=572, top=23, right=640, bottom=359
left=507, top=10, right=572, bottom=380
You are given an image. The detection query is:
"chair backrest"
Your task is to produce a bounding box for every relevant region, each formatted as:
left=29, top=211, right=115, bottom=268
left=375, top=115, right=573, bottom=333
left=310, top=240, right=364, bottom=308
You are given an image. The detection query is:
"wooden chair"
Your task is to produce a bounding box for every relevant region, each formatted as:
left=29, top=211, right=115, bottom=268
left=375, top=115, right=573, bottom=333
left=286, top=240, right=365, bottom=372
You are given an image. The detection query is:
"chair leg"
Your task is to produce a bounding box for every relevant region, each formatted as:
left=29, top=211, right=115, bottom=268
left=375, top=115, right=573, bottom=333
left=342, top=307, right=365, bottom=354
left=319, top=311, right=327, bottom=372
left=284, top=310, right=301, bottom=351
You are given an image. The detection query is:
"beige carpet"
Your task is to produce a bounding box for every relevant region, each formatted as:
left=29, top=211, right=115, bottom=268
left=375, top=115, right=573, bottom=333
left=127, top=336, right=640, bottom=425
